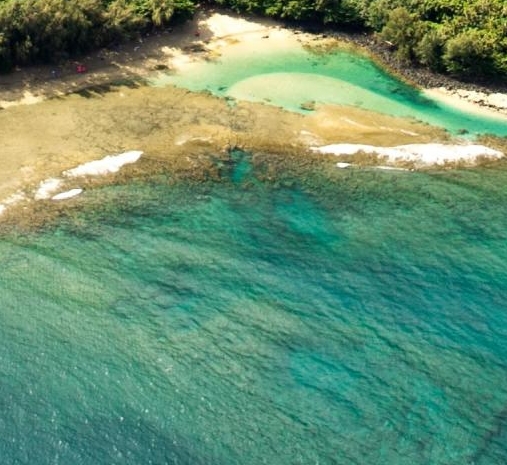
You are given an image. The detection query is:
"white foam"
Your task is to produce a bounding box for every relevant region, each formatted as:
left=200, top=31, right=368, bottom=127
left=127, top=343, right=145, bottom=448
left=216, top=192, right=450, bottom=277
left=375, top=166, right=410, bottom=171
left=34, top=178, right=62, bottom=200
left=0, top=191, right=27, bottom=216
left=63, top=150, right=143, bottom=177
left=311, top=143, right=503, bottom=165
left=1, top=151, right=143, bottom=218
left=52, top=188, right=83, bottom=200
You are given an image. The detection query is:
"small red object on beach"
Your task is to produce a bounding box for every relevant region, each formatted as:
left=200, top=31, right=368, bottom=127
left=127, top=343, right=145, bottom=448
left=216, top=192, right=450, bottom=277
left=76, top=64, right=87, bottom=73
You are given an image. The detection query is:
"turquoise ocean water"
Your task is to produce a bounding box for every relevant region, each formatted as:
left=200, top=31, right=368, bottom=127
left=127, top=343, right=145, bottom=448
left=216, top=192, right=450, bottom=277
left=2, top=44, right=507, bottom=464
left=2, top=157, right=507, bottom=464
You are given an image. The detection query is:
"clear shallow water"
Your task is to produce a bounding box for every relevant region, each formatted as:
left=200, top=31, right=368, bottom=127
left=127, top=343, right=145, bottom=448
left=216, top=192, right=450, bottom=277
left=1, top=154, right=507, bottom=464
left=152, top=45, right=507, bottom=136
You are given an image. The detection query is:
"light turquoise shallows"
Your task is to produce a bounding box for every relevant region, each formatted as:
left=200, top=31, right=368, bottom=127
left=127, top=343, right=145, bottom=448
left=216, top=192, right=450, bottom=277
left=152, top=46, right=507, bottom=136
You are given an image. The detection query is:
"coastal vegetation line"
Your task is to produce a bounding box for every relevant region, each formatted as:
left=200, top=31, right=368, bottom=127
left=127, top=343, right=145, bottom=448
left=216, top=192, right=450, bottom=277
left=0, top=0, right=506, bottom=82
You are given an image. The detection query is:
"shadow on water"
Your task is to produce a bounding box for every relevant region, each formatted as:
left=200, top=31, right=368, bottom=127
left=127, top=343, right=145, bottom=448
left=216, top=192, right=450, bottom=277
left=229, top=149, right=254, bottom=184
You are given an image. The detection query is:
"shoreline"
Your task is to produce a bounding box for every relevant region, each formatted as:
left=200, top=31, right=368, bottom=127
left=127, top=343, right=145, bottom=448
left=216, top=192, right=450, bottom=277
left=323, top=28, right=507, bottom=97
left=1, top=9, right=507, bottom=117
left=0, top=9, right=286, bottom=108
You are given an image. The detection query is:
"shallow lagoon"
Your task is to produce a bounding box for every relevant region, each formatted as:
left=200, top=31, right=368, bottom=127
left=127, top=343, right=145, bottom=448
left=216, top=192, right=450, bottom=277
left=153, top=40, right=507, bottom=137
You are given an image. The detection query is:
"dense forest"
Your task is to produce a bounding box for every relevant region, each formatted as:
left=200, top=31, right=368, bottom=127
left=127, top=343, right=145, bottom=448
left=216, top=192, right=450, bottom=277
left=0, top=0, right=196, bottom=71
left=215, top=0, right=507, bottom=80
left=0, top=0, right=506, bottom=81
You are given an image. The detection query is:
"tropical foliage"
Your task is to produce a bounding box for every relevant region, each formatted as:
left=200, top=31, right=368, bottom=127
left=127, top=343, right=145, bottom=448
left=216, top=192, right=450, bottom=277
left=212, top=0, right=507, bottom=80
left=363, top=0, right=507, bottom=79
left=0, top=0, right=505, bottom=81
left=0, top=0, right=194, bottom=71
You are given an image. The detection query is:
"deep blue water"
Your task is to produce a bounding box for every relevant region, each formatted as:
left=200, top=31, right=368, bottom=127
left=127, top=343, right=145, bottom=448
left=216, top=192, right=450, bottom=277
left=1, top=154, right=507, bottom=464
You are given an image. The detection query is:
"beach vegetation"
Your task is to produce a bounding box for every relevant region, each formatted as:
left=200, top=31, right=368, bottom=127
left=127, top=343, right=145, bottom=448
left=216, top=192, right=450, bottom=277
left=0, top=0, right=194, bottom=70
left=0, top=0, right=505, bottom=82
left=357, top=0, right=507, bottom=80
left=378, top=7, right=421, bottom=62
left=212, top=0, right=507, bottom=81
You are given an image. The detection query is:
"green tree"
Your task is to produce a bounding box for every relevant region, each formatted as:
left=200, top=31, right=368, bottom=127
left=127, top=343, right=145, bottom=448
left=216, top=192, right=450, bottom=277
left=414, top=25, right=446, bottom=71
left=379, top=7, right=423, bottom=61
left=442, top=28, right=493, bottom=77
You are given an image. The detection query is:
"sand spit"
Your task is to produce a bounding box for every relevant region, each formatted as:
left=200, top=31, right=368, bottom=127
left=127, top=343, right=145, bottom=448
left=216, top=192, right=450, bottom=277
left=311, top=143, right=504, bottom=166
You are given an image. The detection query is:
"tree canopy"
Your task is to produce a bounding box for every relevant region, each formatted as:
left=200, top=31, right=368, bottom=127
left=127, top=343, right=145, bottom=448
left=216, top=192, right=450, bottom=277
left=0, top=0, right=505, bottom=81
left=0, top=0, right=195, bottom=71
left=212, top=0, right=506, bottom=80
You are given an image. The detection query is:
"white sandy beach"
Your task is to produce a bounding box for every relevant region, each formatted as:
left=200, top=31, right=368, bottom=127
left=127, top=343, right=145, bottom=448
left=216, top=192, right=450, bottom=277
left=0, top=10, right=299, bottom=108
left=424, top=87, right=507, bottom=120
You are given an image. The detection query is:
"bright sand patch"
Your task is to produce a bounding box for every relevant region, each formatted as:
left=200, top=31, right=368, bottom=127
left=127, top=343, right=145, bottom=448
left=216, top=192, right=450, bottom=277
left=424, top=88, right=507, bottom=121
left=311, top=143, right=504, bottom=166
left=226, top=73, right=401, bottom=113
left=0, top=90, right=44, bottom=108
left=52, top=188, right=83, bottom=200
left=202, top=12, right=273, bottom=37
left=63, top=150, right=143, bottom=177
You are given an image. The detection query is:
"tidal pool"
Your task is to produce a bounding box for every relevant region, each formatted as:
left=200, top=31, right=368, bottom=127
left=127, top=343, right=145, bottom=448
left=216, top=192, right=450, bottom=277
left=152, top=40, right=507, bottom=137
